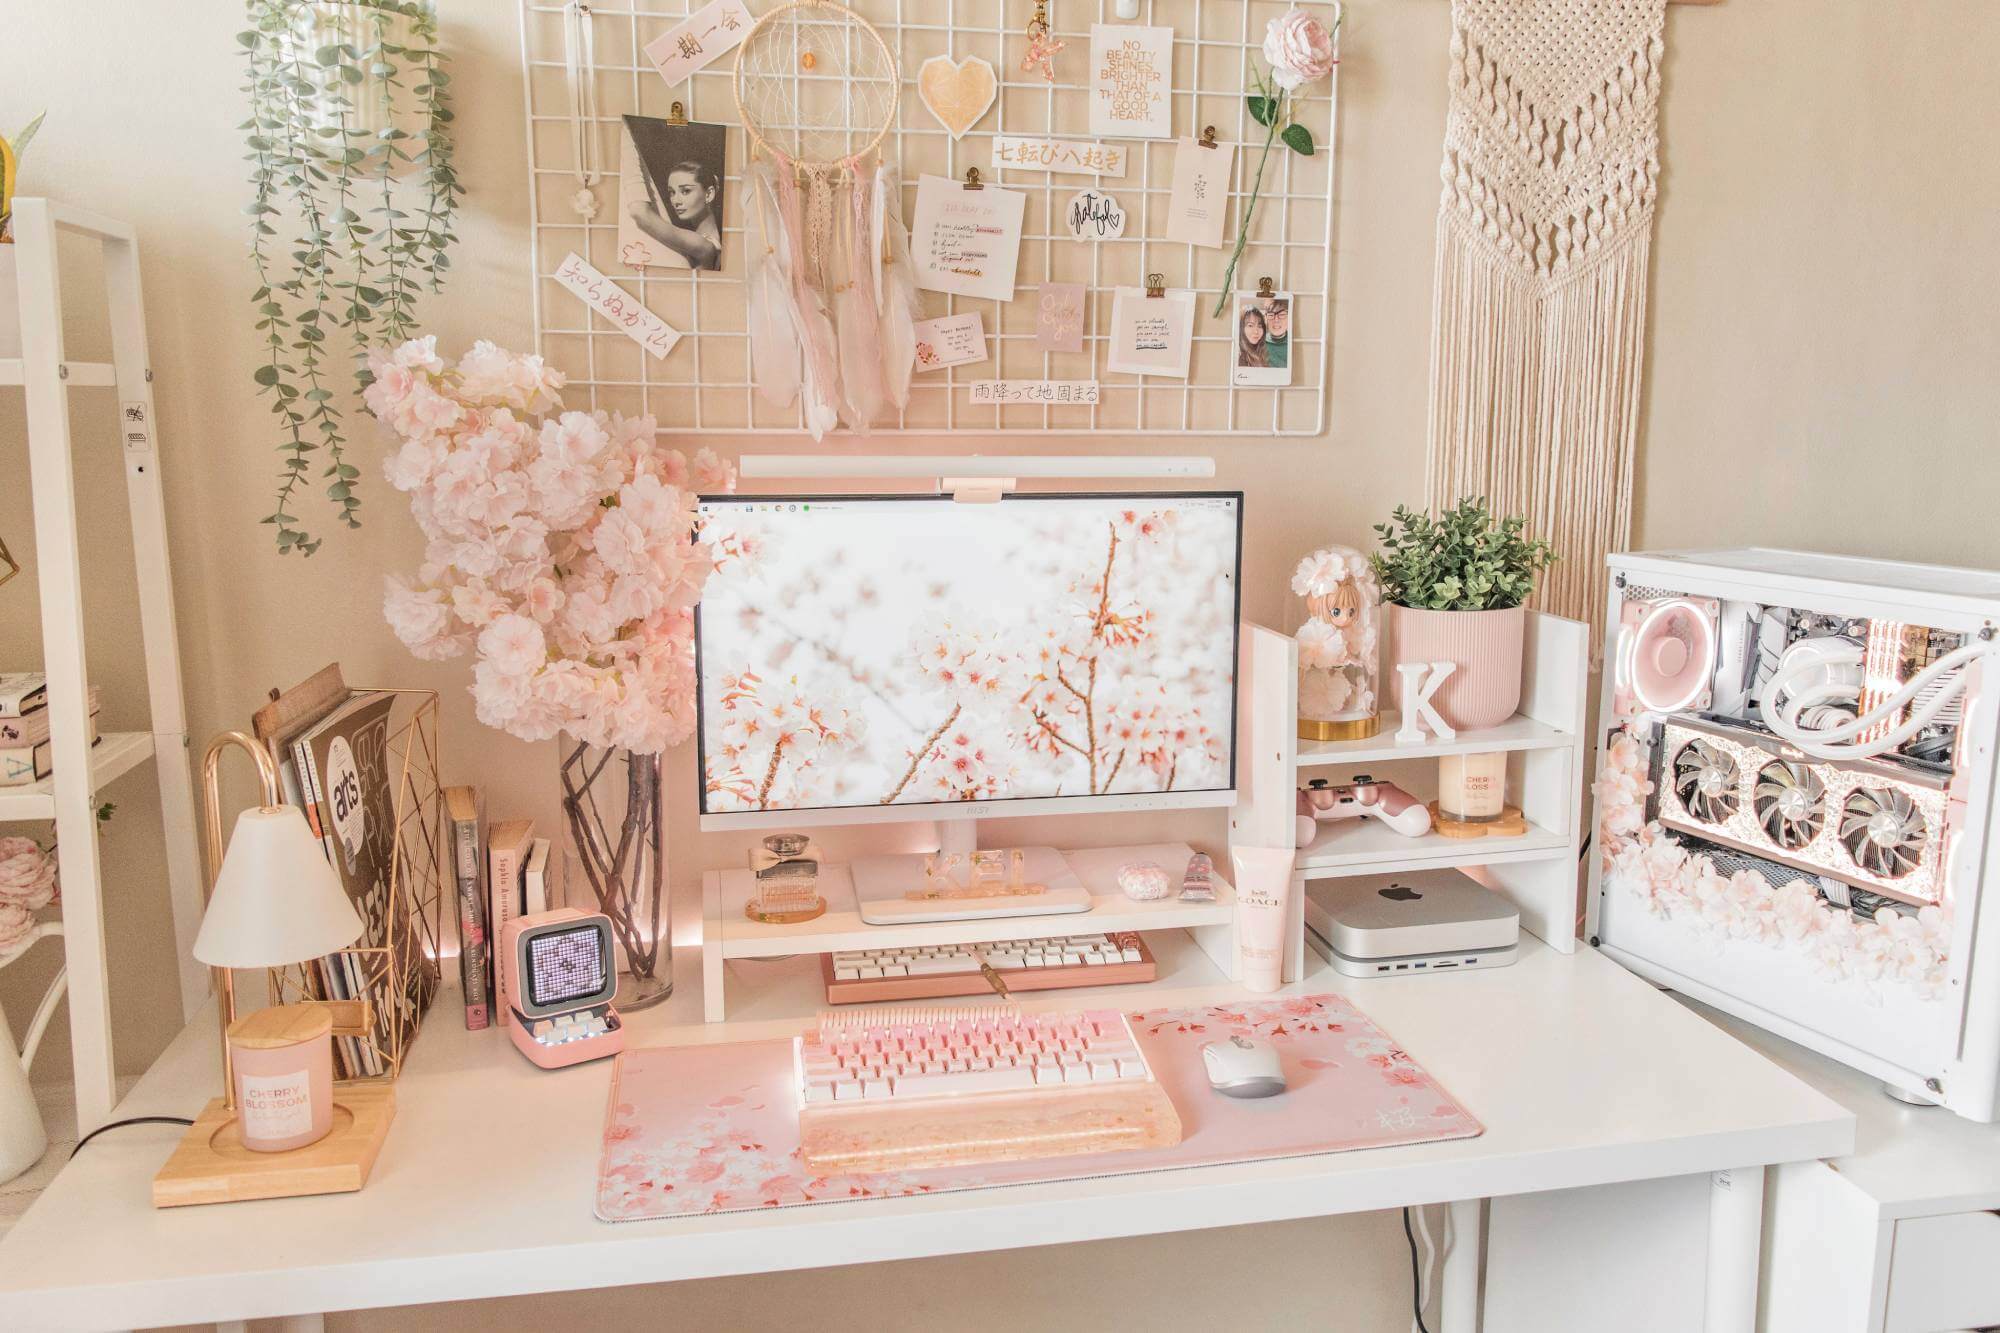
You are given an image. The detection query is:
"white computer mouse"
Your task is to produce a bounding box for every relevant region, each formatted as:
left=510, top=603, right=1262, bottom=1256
left=1200, top=1035, right=1286, bottom=1099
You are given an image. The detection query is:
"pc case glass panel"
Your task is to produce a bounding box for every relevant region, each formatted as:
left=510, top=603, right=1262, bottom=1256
left=694, top=493, right=1242, bottom=819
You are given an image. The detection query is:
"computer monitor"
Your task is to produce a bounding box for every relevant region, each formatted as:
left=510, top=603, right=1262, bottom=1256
left=694, top=492, right=1243, bottom=837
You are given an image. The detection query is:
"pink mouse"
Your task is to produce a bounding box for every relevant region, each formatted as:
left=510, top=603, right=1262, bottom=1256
left=1294, top=775, right=1433, bottom=844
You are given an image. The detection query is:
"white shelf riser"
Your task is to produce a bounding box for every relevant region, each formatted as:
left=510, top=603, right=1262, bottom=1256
left=0, top=733, right=156, bottom=822
left=1296, top=711, right=1574, bottom=768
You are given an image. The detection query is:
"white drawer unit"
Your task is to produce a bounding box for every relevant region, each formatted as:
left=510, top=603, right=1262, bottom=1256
left=1883, top=1212, right=2000, bottom=1333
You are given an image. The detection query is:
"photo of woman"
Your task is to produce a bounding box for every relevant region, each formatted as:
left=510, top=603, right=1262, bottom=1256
left=1231, top=290, right=1293, bottom=386
left=618, top=114, right=726, bottom=272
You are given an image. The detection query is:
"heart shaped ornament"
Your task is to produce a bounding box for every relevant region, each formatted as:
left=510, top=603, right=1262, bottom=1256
left=919, top=54, right=999, bottom=141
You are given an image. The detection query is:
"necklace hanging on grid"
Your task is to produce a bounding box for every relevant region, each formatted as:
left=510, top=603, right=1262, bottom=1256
left=516, top=0, right=1337, bottom=437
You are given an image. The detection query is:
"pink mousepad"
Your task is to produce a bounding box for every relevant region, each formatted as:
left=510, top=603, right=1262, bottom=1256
left=596, top=994, right=1483, bottom=1221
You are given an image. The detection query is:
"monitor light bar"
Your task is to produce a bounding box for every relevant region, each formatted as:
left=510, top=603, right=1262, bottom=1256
left=736, top=455, right=1216, bottom=481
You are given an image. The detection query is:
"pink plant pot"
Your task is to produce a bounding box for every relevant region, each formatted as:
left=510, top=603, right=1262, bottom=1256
left=1386, top=604, right=1525, bottom=730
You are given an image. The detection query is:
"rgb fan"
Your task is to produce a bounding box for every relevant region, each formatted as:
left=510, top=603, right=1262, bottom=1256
left=1754, top=761, right=1826, bottom=851
left=1840, top=787, right=1928, bottom=879
left=1672, top=739, right=1741, bottom=822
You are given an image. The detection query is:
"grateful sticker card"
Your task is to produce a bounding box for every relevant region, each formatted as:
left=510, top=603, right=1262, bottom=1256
left=912, top=313, right=990, bottom=371
left=910, top=174, right=1027, bottom=302
left=1088, top=24, right=1174, bottom=140
left=1166, top=136, right=1236, bottom=248
left=1035, top=283, right=1086, bottom=353
left=1106, top=286, right=1195, bottom=378
left=643, top=0, right=753, bottom=86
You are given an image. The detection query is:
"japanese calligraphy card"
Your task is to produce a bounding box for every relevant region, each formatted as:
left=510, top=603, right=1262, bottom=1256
left=1088, top=24, right=1174, bottom=140
left=1165, top=136, right=1236, bottom=248
left=644, top=0, right=753, bottom=86
left=909, top=175, right=1026, bottom=302
left=1105, top=287, right=1195, bottom=379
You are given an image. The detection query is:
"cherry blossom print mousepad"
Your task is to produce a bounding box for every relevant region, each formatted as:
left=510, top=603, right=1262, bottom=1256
left=596, top=994, right=1482, bottom=1221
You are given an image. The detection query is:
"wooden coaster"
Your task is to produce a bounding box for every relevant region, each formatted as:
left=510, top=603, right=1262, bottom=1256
left=1427, top=802, right=1527, bottom=839
left=152, top=1081, right=394, bottom=1208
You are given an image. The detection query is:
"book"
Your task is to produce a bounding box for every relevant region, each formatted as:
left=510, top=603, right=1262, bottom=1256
left=487, top=819, right=535, bottom=1005
left=444, top=786, right=491, bottom=1030
left=0, top=673, right=47, bottom=718
left=524, top=837, right=552, bottom=916
left=0, top=703, right=102, bottom=786
left=0, top=686, right=100, bottom=744
left=295, top=691, right=439, bottom=1077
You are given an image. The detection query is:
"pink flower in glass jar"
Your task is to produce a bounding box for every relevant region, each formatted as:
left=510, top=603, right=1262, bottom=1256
left=1263, top=8, right=1338, bottom=91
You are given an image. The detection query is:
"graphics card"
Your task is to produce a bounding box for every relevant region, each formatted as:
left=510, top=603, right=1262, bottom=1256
left=1649, top=714, right=1952, bottom=906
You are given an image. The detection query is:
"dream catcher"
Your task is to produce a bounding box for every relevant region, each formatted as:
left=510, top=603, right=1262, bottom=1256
left=734, top=0, right=918, bottom=439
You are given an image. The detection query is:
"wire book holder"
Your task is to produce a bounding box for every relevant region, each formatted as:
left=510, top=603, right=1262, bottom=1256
left=259, top=686, right=447, bottom=1083
left=518, top=0, right=1337, bottom=436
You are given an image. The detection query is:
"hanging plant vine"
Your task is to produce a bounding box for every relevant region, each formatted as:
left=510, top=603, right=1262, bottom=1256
left=239, top=0, right=461, bottom=555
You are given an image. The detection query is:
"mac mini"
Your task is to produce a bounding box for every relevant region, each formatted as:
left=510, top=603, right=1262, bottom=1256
left=1305, top=868, right=1519, bottom=978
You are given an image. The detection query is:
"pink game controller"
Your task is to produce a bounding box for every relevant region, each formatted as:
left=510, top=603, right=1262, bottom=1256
left=1294, top=775, right=1433, bottom=845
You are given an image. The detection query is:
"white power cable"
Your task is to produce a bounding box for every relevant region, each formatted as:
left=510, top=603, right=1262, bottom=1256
left=1412, top=1203, right=1437, bottom=1333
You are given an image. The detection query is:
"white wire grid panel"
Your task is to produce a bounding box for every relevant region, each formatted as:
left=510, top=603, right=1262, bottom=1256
left=519, top=0, right=1338, bottom=435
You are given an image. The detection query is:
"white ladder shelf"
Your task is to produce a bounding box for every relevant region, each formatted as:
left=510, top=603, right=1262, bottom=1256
left=2, top=198, right=205, bottom=1133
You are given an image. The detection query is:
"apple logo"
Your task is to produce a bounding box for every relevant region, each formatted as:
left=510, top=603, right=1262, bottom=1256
left=1378, top=883, right=1422, bottom=902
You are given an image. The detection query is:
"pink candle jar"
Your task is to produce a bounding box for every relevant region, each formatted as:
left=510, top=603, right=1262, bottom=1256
left=228, top=1004, right=335, bottom=1153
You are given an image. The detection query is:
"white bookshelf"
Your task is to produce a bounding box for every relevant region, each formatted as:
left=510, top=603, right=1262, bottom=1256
left=2, top=200, right=205, bottom=1133
left=1230, top=611, right=1592, bottom=961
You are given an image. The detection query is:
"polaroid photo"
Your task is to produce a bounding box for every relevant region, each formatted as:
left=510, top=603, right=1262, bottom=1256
left=1231, top=290, right=1294, bottom=387
left=618, top=114, right=726, bottom=272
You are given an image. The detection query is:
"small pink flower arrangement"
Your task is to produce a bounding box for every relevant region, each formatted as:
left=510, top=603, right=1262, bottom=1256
left=0, top=835, right=57, bottom=953
left=366, top=337, right=735, bottom=754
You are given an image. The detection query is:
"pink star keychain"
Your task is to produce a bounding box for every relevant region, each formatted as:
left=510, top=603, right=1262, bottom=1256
left=1021, top=1, right=1063, bottom=82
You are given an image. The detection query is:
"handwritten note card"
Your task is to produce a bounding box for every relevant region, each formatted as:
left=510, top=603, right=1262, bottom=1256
left=1035, top=283, right=1086, bottom=353
left=644, top=0, right=753, bottom=85
left=552, top=252, right=681, bottom=360
left=970, top=380, right=1100, bottom=406
left=912, top=313, right=989, bottom=371
left=1166, top=136, right=1236, bottom=249
left=1105, top=286, right=1194, bottom=378
left=910, top=174, right=1026, bottom=302
left=1064, top=189, right=1126, bottom=241
left=990, top=135, right=1128, bottom=178
left=1089, top=24, right=1174, bottom=140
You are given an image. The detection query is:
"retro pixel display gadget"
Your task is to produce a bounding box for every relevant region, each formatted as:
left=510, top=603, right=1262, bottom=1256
left=500, top=909, right=626, bottom=1069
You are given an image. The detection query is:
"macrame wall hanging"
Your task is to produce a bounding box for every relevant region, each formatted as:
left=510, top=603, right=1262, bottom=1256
left=734, top=0, right=918, bottom=441
left=1423, top=0, right=1668, bottom=634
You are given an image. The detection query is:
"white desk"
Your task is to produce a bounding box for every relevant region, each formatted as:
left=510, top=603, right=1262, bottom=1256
left=0, top=938, right=1851, bottom=1332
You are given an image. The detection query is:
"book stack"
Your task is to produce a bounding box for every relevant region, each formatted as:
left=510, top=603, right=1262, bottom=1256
left=0, top=673, right=103, bottom=786
left=444, top=795, right=557, bottom=1030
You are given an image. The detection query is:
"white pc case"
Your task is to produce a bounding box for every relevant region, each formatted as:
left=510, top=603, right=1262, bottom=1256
left=1585, top=548, right=2000, bottom=1119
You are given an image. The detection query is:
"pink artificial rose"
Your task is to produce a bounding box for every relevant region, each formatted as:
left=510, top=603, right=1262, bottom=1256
left=0, top=901, right=35, bottom=953
left=0, top=836, right=56, bottom=910
left=1263, top=8, right=1337, bottom=91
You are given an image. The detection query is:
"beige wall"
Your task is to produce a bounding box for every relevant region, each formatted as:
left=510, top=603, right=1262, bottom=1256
left=5, top=0, right=1997, bottom=1327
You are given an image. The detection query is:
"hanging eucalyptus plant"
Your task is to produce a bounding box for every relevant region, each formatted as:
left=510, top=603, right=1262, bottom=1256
left=240, top=0, right=461, bottom=555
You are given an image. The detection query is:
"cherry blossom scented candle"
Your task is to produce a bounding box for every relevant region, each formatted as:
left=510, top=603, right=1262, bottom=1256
left=228, top=1003, right=335, bottom=1153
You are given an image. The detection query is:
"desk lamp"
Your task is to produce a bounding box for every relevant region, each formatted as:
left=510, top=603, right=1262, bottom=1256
left=152, top=731, right=395, bottom=1208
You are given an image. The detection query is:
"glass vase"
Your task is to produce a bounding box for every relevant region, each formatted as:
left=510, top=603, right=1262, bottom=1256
left=1289, top=543, right=1382, bottom=742
left=556, top=741, right=671, bottom=1010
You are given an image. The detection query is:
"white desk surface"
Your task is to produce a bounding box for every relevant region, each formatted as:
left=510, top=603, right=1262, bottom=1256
left=1690, top=1000, right=2000, bottom=1220
left=0, top=939, right=1852, bottom=1331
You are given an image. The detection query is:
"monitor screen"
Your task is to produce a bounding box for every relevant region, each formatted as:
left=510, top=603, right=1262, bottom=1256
left=526, top=924, right=609, bottom=1008
left=694, top=492, right=1242, bottom=822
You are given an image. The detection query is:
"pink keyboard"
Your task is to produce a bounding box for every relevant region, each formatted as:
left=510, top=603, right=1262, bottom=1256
left=791, top=1007, right=1183, bottom=1171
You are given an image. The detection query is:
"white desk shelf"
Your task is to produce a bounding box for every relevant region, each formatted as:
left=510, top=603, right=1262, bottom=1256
left=1230, top=612, right=1593, bottom=961
left=0, top=732, right=157, bottom=822
left=702, top=841, right=1239, bottom=1023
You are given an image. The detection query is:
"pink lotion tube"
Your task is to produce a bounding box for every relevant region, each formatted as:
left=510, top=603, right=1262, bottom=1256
left=1230, top=846, right=1298, bottom=993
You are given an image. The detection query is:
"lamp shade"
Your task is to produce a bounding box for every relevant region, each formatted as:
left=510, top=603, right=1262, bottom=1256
left=193, top=806, right=363, bottom=969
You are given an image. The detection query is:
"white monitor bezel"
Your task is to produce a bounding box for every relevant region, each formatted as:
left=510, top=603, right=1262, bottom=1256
left=693, top=490, right=1244, bottom=834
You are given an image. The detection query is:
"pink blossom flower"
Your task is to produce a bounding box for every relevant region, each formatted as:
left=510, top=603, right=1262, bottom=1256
left=0, top=836, right=57, bottom=910
left=479, top=614, right=548, bottom=677
left=0, top=901, right=36, bottom=953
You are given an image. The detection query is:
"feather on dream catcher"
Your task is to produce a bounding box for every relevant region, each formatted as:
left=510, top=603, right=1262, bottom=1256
left=734, top=0, right=918, bottom=439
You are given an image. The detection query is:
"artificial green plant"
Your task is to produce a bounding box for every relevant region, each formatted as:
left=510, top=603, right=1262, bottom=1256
left=240, top=0, right=461, bottom=554
left=1370, top=498, right=1558, bottom=612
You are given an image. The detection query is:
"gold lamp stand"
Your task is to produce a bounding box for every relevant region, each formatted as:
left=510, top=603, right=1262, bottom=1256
left=151, top=731, right=396, bottom=1208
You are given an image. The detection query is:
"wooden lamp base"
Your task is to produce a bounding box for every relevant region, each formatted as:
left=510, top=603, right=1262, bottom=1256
left=152, top=1082, right=395, bottom=1208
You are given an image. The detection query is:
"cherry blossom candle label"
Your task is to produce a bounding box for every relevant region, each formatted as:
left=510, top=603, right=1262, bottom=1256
left=1291, top=544, right=1381, bottom=742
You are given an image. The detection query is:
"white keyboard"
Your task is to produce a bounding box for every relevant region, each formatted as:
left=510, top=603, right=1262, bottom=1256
left=793, top=1007, right=1156, bottom=1105
left=830, top=932, right=1143, bottom=981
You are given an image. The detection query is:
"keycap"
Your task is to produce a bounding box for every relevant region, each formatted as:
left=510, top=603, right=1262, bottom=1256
left=894, top=1065, right=1036, bottom=1097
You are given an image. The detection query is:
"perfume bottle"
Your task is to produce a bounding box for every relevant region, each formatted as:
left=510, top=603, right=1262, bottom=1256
left=746, top=833, right=825, bottom=923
